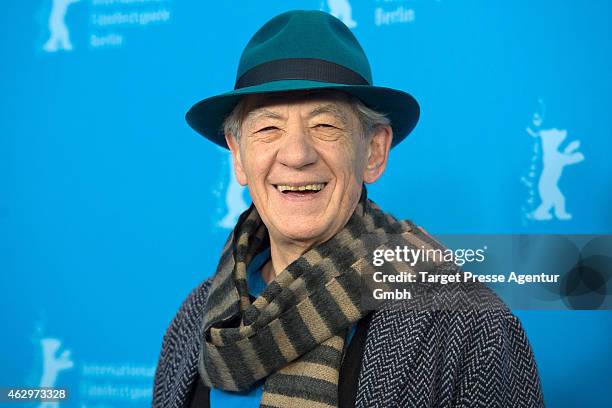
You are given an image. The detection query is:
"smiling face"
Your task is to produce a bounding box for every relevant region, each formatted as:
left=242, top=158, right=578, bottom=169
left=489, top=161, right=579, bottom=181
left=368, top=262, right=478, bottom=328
left=225, top=90, right=392, bottom=249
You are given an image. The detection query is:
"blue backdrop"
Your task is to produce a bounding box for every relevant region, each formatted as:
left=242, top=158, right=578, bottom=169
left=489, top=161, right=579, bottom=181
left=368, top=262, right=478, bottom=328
left=1, top=1, right=611, bottom=407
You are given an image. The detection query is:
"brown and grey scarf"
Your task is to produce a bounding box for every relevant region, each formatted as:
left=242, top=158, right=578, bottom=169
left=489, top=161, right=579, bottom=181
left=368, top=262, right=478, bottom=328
left=197, top=187, right=430, bottom=407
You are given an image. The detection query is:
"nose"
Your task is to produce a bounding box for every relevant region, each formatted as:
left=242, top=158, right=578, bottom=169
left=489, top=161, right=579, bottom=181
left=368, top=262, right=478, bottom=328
left=276, top=121, right=318, bottom=169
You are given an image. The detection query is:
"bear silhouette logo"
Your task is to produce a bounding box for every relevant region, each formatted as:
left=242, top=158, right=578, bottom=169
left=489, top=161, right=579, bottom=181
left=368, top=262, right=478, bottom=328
left=43, top=0, right=80, bottom=52
left=527, top=127, right=585, bottom=221
left=327, top=0, right=357, bottom=28
left=38, top=338, right=73, bottom=407
left=218, top=153, right=249, bottom=229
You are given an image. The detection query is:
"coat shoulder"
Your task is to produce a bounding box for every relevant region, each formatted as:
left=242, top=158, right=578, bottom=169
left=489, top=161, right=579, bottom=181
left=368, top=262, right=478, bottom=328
left=152, top=277, right=213, bottom=408
left=357, top=262, right=544, bottom=407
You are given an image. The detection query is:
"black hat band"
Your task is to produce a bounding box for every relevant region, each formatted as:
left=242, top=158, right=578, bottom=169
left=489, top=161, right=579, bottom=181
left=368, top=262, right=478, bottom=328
left=234, top=58, right=370, bottom=90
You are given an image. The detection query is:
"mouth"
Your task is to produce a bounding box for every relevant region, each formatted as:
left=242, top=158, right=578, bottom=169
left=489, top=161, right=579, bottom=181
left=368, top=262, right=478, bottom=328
left=272, top=182, right=328, bottom=198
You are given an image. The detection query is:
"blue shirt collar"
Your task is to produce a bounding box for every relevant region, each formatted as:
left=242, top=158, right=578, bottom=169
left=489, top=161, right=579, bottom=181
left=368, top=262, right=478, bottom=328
left=246, top=247, right=271, bottom=298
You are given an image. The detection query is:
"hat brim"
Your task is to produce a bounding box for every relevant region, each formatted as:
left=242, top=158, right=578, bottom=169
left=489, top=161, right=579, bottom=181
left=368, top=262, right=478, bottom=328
left=185, top=79, right=420, bottom=149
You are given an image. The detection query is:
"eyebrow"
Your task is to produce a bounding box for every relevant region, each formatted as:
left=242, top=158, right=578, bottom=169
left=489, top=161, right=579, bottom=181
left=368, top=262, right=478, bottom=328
left=307, top=104, right=350, bottom=125
left=245, top=103, right=350, bottom=126
left=244, top=108, right=283, bottom=122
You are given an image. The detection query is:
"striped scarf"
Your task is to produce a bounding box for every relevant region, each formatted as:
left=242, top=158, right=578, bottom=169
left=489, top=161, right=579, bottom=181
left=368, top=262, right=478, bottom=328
left=198, top=187, right=412, bottom=407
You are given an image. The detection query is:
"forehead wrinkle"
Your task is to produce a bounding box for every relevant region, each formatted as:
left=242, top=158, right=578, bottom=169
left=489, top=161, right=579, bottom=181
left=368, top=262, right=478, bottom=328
left=244, top=103, right=350, bottom=126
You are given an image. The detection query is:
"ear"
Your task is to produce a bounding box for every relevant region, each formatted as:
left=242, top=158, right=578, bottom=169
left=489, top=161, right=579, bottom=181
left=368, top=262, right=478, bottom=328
left=363, top=125, right=392, bottom=184
left=225, top=132, right=248, bottom=186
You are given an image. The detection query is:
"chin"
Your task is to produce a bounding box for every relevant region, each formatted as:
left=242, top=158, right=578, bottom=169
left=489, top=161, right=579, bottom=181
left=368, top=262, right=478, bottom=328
left=274, top=219, right=330, bottom=244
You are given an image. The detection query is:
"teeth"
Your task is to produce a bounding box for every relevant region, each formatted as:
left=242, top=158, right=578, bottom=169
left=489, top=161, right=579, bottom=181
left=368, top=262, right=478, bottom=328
left=276, top=183, right=326, bottom=193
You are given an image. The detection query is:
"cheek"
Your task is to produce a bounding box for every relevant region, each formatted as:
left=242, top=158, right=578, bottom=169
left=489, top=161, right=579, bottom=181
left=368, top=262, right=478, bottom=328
left=347, top=140, right=369, bottom=177
left=241, top=145, right=275, bottom=184
left=321, top=147, right=363, bottom=186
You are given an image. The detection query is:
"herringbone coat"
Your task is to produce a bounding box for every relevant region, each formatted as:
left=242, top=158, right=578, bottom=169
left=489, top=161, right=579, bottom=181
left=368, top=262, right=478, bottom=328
left=153, top=272, right=545, bottom=407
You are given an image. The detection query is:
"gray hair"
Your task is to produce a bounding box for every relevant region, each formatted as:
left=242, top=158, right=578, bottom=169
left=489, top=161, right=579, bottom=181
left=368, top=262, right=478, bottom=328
left=222, top=92, right=391, bottom=142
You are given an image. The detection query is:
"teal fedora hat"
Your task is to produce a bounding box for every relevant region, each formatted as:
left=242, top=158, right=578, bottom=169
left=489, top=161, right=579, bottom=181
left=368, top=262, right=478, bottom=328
left=185, top=9, right=420, bottom=149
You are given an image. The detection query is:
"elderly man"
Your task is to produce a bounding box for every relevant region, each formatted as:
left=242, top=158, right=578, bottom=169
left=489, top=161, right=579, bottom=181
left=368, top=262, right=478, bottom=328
left=153, top=10, right=544, bottom=408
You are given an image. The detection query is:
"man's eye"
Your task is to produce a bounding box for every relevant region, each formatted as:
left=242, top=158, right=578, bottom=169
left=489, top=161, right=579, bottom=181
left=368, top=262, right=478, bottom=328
left=314, top=123, right=336, bottom=129
left=257, top=126, right=279, bottom=133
